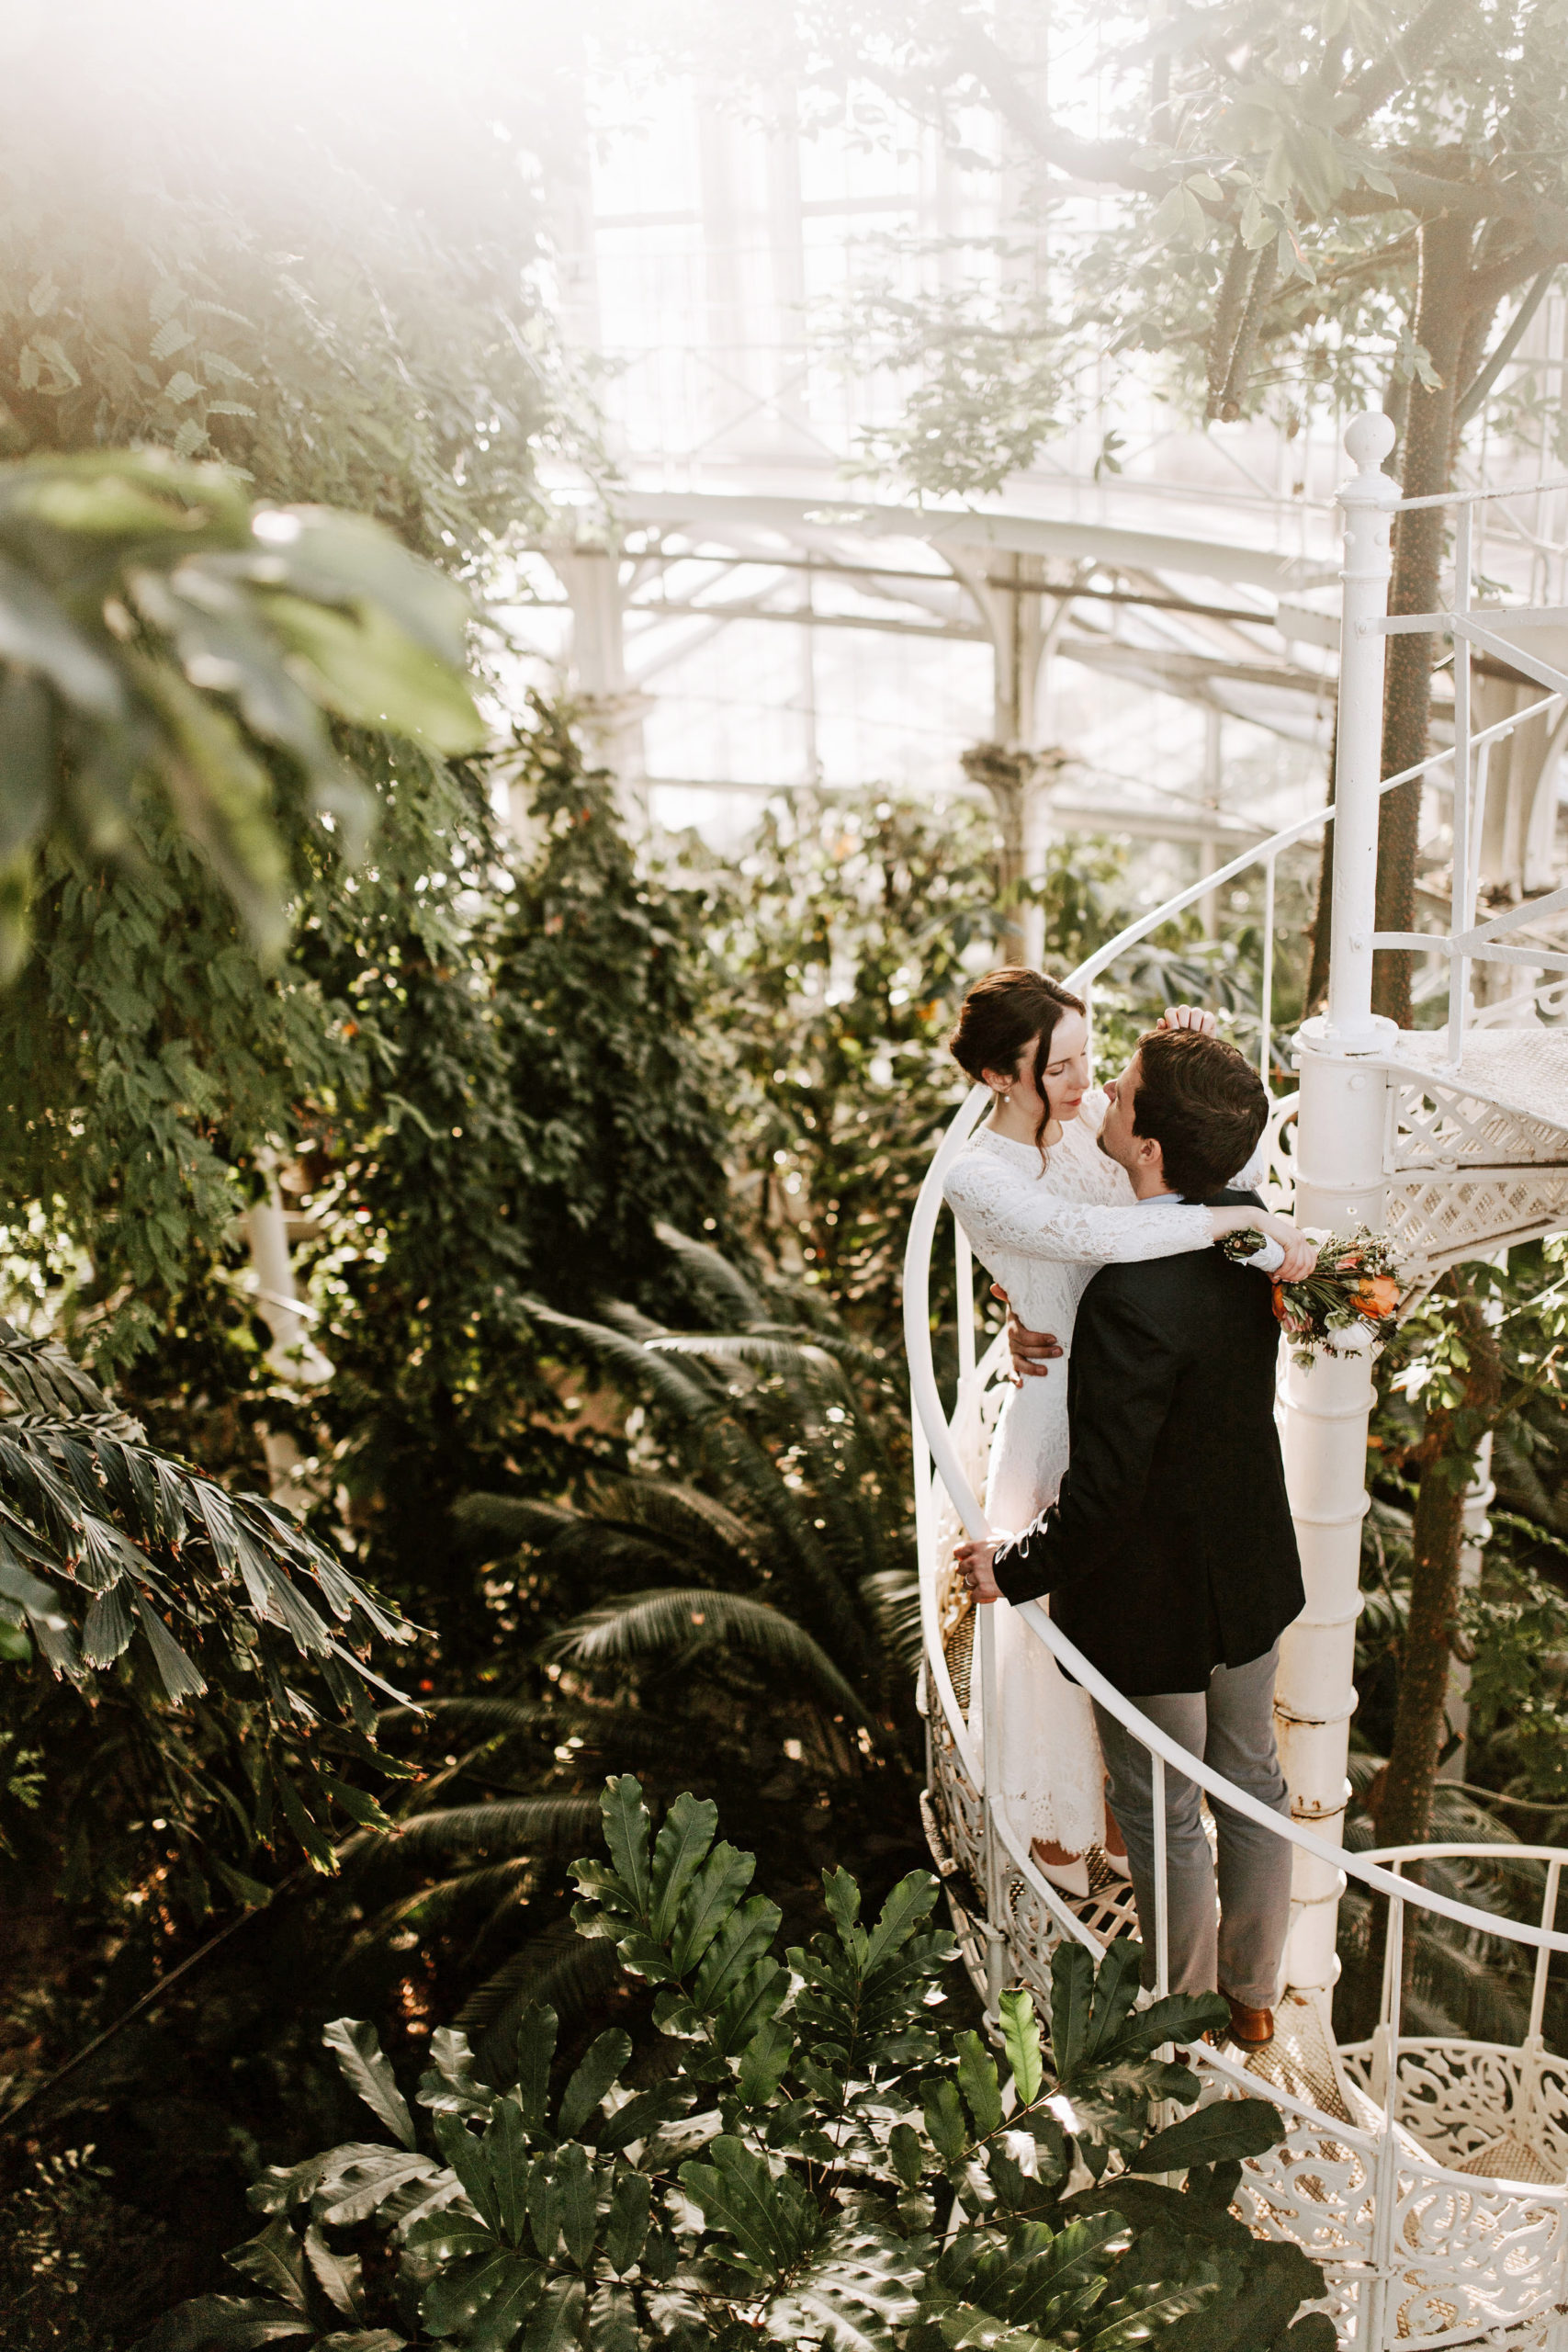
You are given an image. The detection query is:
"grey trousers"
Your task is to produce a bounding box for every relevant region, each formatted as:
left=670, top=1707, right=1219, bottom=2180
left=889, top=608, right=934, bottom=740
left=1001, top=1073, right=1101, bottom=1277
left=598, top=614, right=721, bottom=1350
left=1092, top=1644, right=1292, bottom=2011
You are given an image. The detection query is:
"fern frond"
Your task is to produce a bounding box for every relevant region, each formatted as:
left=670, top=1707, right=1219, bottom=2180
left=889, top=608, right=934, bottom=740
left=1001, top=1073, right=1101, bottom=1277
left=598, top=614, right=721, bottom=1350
left=860, top=1568, right=922, bottom=1672
left=581, top=1476, right=760, bottom=1572
left=545, top=1588, right=872, bottom=1724
left=525, top=1300, right=718, bottom=1420
left=652, top=1224, right=767, bottom=1329
left=462, top=1929, right=621, bottom=2076
left=374, top=1794, right=603, bottom=1861
left=452, top=1495, right=579, bottom=1545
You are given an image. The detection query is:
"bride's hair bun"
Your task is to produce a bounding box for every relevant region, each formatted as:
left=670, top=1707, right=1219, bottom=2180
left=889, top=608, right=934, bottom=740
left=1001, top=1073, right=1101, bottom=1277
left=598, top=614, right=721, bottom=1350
left=948, top=967, right=1085, bottom=1091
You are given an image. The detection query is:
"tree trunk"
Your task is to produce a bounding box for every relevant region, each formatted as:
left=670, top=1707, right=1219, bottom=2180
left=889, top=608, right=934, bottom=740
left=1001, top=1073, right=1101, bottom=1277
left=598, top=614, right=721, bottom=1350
left=1371, top=213, right=1472, bottom=1027
left=1304, top=723, right=1337, bottom=1016
left=1373, top=1272, right=1503, bottom=1848
left=963, top=741, right=1035, bottom=966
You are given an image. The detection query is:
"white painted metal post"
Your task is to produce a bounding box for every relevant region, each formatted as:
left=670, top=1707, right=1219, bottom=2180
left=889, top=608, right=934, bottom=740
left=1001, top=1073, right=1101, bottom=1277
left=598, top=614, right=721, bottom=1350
left=1325, top=412, right=1401, bottom=1048
left=1259, top=853, right=1277, bottom=1088
left=976, top=1601, right=1009, bottom=2023
left=245, top=1162, right=333, bottom=1512
left=1279, top=415, right=1401, bottom=2007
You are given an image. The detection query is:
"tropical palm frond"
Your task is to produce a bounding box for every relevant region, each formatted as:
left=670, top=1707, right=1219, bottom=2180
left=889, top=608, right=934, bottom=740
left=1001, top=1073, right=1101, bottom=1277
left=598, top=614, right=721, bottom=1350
left=700, top=1419, right=870, bottom=1667
left=346, top=1858, right=537, bottom=1954
left=545, top=1588, right=873, bottom=1725
left=649, top=1332, right=852, bottom=1405
left=458, top=1927, right=622, bottom=2077
left=525, top=1300, right=718, bottom=1421
left=1406, top=1917, right=1529, bottom=2044
left=1426, top=1784, right=1529, bottom=1849
left=452, top=1494, right=579, bottom=1545
left=653, top=1222, right=768, bottom=1329
left=860, top=1568, right=923, bottom=1672
left=372, top=1794, right=603, bottom=1862
left=532, top=1519, right=690, bottom=1582
left=581, top=1476, right=760, bottom=1573
left=379, top=1696, right=561, bottom=1737
left=594, top=1298, right=669, bottom=1343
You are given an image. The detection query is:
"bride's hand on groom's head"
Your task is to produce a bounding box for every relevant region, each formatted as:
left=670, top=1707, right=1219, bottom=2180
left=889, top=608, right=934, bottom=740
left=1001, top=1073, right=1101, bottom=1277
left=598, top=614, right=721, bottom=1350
left=1157, top=1002, right=1217, bottom=1037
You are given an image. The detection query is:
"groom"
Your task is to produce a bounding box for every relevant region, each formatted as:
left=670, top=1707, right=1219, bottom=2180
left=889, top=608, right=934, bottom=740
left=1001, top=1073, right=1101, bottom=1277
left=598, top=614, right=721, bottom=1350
left=955, top=1025, right=1303, bottom=2048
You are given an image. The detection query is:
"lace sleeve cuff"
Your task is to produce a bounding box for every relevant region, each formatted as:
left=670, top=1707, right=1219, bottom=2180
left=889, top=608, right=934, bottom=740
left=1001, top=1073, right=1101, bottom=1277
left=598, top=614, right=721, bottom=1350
left=943, top=1155, right=1213, bottom=1264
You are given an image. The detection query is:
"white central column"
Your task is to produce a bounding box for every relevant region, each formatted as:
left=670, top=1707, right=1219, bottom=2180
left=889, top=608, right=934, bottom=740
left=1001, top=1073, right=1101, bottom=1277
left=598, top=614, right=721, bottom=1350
left=1279, top=413, right=1401, bottom=2005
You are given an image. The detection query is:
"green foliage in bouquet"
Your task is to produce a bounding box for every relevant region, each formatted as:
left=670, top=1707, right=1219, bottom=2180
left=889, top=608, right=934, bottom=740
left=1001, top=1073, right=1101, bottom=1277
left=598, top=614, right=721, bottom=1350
left=138, top=1776, right=1331, bottom=2352
left=1221, top=1227, right=1403, bottom=1366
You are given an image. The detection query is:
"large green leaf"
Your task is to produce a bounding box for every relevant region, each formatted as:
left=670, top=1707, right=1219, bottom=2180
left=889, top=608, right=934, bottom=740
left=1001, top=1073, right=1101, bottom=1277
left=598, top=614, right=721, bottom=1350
left=604, top=2172, right=650, bottom=2277
left=1128, top=2098, right=1283, bottom=2176
left=555, top=2140, right=599, bottom=2269
left=667, top=1838, right=755, bottom=1976
left=557, top=2028, right=632, bottom=2139
left=132, top=2297, right=312, bottom=2349
left=486, top=2098, right=532, bottom=2244
left=681, top=2134, right=823, bottom=2281
left=322, top=2018, right=416, bottom=2150
left=515, top=2003, right=558, bottom=2134
left=434, top=2109, right=504, bottom=2236
left=598, top=1775, right=653, bottom=1921
left=0, top=550, right=125, bottom=713
left=421, top=2249, right=541, bottom=2343
left=649, top=1791, right=720, bottom=1942
left=1048, top=1942, right=1095, bottom=2080
left=955, top=2031, right=1004, bottom=2138
left=259, top=592, right=482, bottom=755
left=998, top=1988, right=1043, bottom=2107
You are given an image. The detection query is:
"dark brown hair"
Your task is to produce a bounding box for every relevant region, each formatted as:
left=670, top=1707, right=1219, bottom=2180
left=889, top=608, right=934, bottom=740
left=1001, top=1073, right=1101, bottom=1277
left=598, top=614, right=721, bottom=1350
left=949, top=967, right=1086, bottom=1159
left=1131, top=1027, right=1267, bottom=1199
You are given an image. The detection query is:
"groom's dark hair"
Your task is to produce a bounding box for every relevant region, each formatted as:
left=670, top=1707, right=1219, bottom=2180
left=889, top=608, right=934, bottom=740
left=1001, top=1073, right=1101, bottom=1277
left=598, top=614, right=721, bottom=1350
left=1133, top=1029, right=1268, bottom=1200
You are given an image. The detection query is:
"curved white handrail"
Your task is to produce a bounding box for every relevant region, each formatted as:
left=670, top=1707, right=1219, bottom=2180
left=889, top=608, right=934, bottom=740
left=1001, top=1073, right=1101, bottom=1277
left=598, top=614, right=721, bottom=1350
left=903, top=683, right=1568, bottom=1973
left=1013, top=1602, right=1568, bottom=1955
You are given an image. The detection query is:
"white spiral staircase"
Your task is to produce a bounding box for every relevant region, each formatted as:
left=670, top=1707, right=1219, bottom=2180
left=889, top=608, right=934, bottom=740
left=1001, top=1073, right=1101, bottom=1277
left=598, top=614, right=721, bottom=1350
left=904, top=417, right=1568, bottom=2348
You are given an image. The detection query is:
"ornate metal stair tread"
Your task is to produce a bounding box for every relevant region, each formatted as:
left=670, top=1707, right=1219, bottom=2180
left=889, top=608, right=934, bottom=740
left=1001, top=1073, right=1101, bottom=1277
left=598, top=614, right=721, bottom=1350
left=1237, top=1992, right=1359, bottom=2127
left=1385, top=1028, right=1568, bottom=1146
left=1454, top=2132, right=1562, bottom=2187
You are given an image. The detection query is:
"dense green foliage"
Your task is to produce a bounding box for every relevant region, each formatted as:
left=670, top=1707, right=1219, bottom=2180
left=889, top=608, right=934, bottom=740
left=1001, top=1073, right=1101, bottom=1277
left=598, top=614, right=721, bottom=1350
left=0, top=1316, right=413, bottom=1916
left=142, top=1778, right=1328, bottom=2352
left=0, top=446, right=481, bottom=969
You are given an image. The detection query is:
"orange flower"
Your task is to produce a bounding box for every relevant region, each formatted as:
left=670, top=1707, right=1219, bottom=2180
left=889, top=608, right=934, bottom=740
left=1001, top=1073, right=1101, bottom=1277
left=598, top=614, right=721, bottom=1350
left=1271, top=1283, right=1291, bottom=1324
left=1354, top=1274, right=1400, bottom=1320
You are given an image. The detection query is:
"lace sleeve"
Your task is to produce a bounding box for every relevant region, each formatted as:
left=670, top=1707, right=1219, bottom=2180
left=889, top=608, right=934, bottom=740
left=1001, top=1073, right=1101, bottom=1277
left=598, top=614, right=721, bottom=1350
left=1231, top=1128, right=1270, bottom=1194
left=943, top=1149, right=1213, bottom=1265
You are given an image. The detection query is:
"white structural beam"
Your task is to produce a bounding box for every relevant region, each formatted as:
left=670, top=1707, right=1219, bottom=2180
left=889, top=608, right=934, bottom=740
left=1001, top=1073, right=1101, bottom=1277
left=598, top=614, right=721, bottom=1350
left=613, top=486, right=1340, bottom=594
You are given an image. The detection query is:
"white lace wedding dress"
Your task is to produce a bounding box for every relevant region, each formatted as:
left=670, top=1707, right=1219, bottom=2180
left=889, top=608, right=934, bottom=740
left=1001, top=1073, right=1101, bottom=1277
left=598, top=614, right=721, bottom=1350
left=942, top=1092, right=1253, bottom=1858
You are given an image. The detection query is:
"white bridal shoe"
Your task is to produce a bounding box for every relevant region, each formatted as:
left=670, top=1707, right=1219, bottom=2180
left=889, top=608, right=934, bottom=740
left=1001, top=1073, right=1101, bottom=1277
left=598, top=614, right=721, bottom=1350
left=1031, top=1843, right=1091, bottom=1900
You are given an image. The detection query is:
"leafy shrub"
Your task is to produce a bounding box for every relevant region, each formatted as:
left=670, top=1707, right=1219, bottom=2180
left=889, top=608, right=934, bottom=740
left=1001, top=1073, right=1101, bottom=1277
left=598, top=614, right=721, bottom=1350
left=0, top=1316, right=411, bottom=1902
left=141, top=1777, right=1330, bottom=2352
left=0, top=2145, right=180, bottom=2350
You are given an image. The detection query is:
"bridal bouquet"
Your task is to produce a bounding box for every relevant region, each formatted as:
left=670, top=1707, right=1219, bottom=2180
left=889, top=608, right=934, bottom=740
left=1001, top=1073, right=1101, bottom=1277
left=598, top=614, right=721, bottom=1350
left=1221, top=1225, right=1404, bottom=1363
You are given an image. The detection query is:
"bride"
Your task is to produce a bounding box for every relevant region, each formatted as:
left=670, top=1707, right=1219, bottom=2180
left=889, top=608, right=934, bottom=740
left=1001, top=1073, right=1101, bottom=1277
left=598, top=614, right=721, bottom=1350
left=942, top=967, right=1311, bottom=1895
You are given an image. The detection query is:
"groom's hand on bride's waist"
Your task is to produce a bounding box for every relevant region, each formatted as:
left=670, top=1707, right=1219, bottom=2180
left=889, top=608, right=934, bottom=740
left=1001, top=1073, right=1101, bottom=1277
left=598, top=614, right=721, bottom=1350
left=989, top=1283, right=1063, bottom=1380
left=955, top=1538, right=1002, bottom=1604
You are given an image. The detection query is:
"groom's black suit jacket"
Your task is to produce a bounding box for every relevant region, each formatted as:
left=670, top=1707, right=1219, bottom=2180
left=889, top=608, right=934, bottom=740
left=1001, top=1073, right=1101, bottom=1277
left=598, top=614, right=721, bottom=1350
left=992, top=1187, right=1303, bottom=1697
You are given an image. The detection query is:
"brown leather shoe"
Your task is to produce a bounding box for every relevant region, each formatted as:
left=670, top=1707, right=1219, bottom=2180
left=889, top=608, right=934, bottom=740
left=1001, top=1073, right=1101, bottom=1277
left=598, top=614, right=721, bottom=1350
left=1220, top=1992, right=1274, bottom=2049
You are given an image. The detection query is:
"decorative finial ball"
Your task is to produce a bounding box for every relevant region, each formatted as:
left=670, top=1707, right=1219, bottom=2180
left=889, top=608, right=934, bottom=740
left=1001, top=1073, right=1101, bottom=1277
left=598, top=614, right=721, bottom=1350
left=1344, top=412, right=1397, bottom=471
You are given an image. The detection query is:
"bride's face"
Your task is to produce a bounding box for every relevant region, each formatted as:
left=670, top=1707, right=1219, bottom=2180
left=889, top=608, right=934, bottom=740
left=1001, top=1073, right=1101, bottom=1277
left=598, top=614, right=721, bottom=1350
left=1034, top=1010, right=1090, bottom=1126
